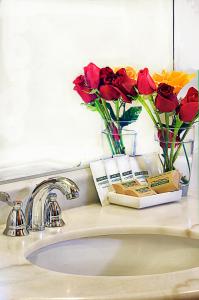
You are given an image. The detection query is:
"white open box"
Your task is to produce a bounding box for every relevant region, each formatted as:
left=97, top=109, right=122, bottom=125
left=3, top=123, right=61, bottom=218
left=108, top=190, right=182, bottom=209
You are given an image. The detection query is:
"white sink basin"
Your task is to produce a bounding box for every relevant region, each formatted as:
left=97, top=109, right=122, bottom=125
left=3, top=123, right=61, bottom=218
left=27, top=233, right=199, bottom=276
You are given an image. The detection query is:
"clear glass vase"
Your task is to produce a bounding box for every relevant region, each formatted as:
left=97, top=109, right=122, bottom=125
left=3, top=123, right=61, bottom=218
left=155, top=125, right=195, bottom=196
left=102, top=123, right=137, bottom=157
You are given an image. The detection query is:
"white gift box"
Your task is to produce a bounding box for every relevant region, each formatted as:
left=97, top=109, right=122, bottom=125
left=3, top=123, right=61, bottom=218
left=108, top=190, right=182, bottom=209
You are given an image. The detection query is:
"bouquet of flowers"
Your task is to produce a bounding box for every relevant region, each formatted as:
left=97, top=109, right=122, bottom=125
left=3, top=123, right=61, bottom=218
left=135, top=68, right=198, bottom=184
left=73, top=63, right=142, bottom=155
left=73, top=63, right=198, bottom=186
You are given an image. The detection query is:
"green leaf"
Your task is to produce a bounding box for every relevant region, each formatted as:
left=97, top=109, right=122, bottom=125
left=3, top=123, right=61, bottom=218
left=106, top=102, right=117, bottom=121
left=120, top=106, right=142, bottom=128
left=87, top=104, right=97, bottom=111
left=81, top=102, right=97, bottom=112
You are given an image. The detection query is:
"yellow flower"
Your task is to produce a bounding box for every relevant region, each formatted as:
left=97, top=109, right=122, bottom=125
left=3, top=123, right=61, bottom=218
left=152, top=70, right=195, bottom=94
left=113, top=66, right=137, bottom=80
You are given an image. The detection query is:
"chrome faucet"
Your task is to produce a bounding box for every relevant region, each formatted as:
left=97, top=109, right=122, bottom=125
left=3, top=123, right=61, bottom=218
left=25, top=177, right=79, bottom=231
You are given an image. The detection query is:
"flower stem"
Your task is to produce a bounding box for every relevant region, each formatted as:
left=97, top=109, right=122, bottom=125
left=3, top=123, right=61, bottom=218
left=114, top=99, right=125, bottom=153
left=95, top=99, right=116, bottom=154
left=148, top=95, right=162, bottom=129
left=148, top=95, right=170, bottom=170
left=164, top=112, right=170, bottom=171
left=101, top=99, right=112, bottom=123
left=137, top=95, right=157, bottom=126
left=172, top=116, right=197, bottom=164
left=182, top=143, right=191, bottom=182
left=169, top=116, right=183, bottom=169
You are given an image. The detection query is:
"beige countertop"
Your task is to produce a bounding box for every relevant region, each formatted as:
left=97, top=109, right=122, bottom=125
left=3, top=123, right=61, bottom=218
left=1, top=189, right=199, bottom=300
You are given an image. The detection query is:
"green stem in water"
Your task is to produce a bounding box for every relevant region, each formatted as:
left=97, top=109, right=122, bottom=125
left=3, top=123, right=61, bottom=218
left=102, top=98, right=125, bottom=155
left=115, top=99, right=125, bottom=153
left=172, top=116, right=197, bottom=165
left=182, top=143, right=191, bottom=183
left=164, top=112, right=170, bottom=171
left=170, top=117, right=183, bottom=170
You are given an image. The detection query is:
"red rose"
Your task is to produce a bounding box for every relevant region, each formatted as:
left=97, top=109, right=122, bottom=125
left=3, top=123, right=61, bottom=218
left=99, top=84, right=129, bottom=102
left=73, top=74, right=96, bottom=103
left=137, top=68, right=156, bottom=95
left=84, top=62, right=100, bottom=89
left=158, top=129, right=180, bottom=148
left=179, top=87, right=198, bottom=122
left=157, top=83, right=174, bottom=98
left=74, top=85, right=96, bottom=103
left=155, top=83, right=179, bottom=112
left=73, top=75, right=85, bottom=87
left=100, top=67, right=115, bottom=85
left=113, top=68, right=137, bottom=97
left=99, top=68, right=136, bottom=102
left=181, top=87, right=198, bottom=104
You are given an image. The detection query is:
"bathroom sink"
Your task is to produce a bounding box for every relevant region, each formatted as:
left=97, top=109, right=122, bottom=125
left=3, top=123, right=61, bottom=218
left=27, top=233, right=199, bottom=276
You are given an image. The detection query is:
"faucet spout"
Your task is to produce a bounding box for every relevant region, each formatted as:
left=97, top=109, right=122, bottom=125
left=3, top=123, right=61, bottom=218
left=25, top=177, right=79, bottom=231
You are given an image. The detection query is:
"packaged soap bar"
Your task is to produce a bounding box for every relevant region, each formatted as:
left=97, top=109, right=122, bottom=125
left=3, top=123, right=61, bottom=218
left=129, top=156, right=149, bottom=184
left=112, top=179, right=140, bottom=194
left=125, top=185, right=157, bottom=197
left=104, top=157, right=121, bottom=184
left=114, top=155, right=134, bottom=183
left=147, top=170, right=180, bottom=194
left=90, top=160, right=110, bottom=206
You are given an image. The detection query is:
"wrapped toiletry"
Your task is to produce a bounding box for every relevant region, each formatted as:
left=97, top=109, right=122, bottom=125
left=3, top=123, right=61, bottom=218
left=147, top=170, right=180, bottom=193
left=104, top=157, right=122, bottom=184
left=90, top=160, right=110, bottom=206
left=125, top=185, right=157, bottom=197
left=112, top=179, right=140, bottom=194
left=114, top=155, right=134, bottom=183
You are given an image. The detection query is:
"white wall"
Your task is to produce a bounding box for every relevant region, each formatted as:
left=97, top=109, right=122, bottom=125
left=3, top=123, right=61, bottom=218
left=175, top=0, right=199, bottom=71
left=0, top=0, right=173, bottom=178
left=175, top=0, right=199, bottom=155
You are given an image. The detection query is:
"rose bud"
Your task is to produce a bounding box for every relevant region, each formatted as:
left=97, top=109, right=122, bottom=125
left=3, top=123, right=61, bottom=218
left=73, top=75, right=96, bottom=103
left=158, top=129, right=180, bottom=148
left=84, top=62, right=100, bottom=89
left=155, top=83, right=179, bottom=112
left=179, top=87, right=198, bottom=122
left=137, top=68, right=156, bottom=95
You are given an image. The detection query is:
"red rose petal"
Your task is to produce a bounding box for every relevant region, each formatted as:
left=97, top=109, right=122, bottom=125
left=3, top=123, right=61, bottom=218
left=179, top=102, right=199, bottom=122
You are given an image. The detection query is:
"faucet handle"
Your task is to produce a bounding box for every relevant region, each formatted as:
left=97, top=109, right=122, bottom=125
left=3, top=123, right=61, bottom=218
left=0, top=192, right=13, bottom=206
left=45, top=193, right=65, bottom=228
left=0, top=188, right=30, bottom=207
left=3, top=201, right=29, bottom=237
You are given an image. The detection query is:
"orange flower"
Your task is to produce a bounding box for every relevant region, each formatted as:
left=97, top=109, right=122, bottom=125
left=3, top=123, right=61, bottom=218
left=114, top=66, right=137, bottom=80
left=152, top=70, right=195, bottom=94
